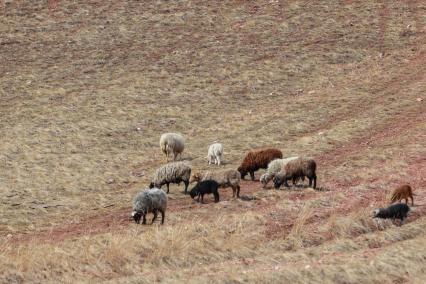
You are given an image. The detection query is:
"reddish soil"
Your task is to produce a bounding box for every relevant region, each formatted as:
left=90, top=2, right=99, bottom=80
left=7, top=97, right=425, bottom=245
left=316, top=105, right=426, bottom=168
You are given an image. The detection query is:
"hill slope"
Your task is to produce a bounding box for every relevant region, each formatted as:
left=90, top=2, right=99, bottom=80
left=0, top=1, right=425, bottom=283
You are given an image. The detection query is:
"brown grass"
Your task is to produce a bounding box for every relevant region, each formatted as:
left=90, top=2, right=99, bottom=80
left=1, top=0, right=425, bottom=282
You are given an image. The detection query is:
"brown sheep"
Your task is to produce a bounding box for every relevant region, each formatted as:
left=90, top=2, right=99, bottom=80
left=273, top=157, right=317, bottom=189
left=237, top=148, right=283, bottom=181
left=390, top=184, right=414, bottom=206
left=190, top=169, right=241, bottom=198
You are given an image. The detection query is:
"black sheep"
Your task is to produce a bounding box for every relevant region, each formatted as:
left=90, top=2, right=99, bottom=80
left=373, top=203, right=410, bottom=225
left=189, top=180, right=220, bottom=203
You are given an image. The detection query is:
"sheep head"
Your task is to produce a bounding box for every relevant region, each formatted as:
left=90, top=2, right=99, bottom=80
left=189, top=187, right=197, bottom=199
left=273, top=176, right=283, bottom=189
left=237, top=166, right=247, bottom=179
left=372, top=209, right=381, bottom=218
left=132, top=210, right=142, bottom=224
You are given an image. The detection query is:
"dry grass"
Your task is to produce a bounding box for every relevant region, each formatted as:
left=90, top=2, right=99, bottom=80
left=1, top=0, right=425, bottom=283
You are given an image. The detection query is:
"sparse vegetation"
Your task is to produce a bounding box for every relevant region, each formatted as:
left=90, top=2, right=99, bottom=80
left=0, top=0, right=425, bottom=283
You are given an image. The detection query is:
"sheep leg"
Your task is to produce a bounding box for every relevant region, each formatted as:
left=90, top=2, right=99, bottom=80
left=201, top=194, right=205, bottom=204
left=142, top=214, right=147, bottom=225
left=217, top=156, right=221, bottom=166
left=160, top=210, right=165, bottom=224
left=166, top=183, right=170, bottom=194
left=152, top=210, right=158, bottom=224
left=236, top=185, right=240, bottom=198
left=232, top=186, right=236, bottom=198
left=411, top=196, right=414, bottom=206
left=284, top=180, right=290, bottom=188
left=313, top=175, right=317, bottom=189
left=308, top=177, right=313, bottom=187
left=184, top=180, right=189, bottom=194
left=197, top=193, right=200, bottom=203
left=250, top=171, right=255, bottom=181
left=214, top=191, right=220, bottom=203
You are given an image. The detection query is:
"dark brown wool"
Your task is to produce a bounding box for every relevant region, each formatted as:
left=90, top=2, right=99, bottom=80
left=391, top=184, right=414, bottom=206
left=237, top=148, right=283, bottom=181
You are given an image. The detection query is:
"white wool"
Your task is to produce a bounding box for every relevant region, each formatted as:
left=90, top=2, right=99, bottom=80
left=159, top=133, right=185, bottom=161
left=207, top=143, right=224, bottom=165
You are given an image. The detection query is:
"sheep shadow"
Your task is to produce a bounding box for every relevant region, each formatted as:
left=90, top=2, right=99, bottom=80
left=262, top=184, right=330, bottom=192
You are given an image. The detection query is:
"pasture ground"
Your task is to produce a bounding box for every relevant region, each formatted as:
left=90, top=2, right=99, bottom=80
left=0, top=1, right=425, bottom=283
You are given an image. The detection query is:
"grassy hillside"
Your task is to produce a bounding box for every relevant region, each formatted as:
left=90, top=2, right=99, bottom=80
left=0, top=0, right=425, bottom=283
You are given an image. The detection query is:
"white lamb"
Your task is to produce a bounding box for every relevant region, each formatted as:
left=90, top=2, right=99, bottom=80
left=207, top=142, right=223, bottom=165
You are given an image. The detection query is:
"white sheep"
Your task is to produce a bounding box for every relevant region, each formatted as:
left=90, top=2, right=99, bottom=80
left=207, top=142, right=223, bottom=165
left=159, top=133, right=185, bottom=162
left=260, top=157, right=299, bottom=188
left=131, top=187, right=167, bottom=224
left=149, top=161, right=192, bottom=194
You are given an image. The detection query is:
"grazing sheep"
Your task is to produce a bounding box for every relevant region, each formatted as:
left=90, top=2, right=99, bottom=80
left=190, top=169, right=241, bottom=198
left=207, top=142, right=224, bottom=165
left=189, top=180, right=220, bottom=203
left=260, top=157, right=300, bottom=188
left=390, top=184, right=414, bottom=206
left=273, top=157, right=317, bottom=189
left=237, top=148, right=283, bottom=181
left=131, top=187, right=167, bottom=225
left=160, top=133, right=185, bottom=162
left=149, top=162, right=191, bottom=194
left=373, top=203, right=410, bottom=225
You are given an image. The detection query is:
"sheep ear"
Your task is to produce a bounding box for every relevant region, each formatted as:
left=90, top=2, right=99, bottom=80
left=131, top=211, right=136, bottom=217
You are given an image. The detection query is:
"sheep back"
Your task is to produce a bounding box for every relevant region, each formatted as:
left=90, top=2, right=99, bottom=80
left=132, top=187, right=168, bottom=214
left=261, top=157, right=299, bottom=186
left=373, top=203, right=410, bottom=220
left=208, top=143, right=223, bottom=157
left=201, top=169, right=241, bottom=188
left=160, top=133, right=185, bottom=157
left=238, top=148, right=283, bottom=178
left=152, top=161, right=192, bottom=186
left=283, top=157, right=316, bottom=179
left=189, top=180, right=220, bottom=202
left=274, top=157, right=317, bottom=188
left=390, top=184, right=414, bottom=205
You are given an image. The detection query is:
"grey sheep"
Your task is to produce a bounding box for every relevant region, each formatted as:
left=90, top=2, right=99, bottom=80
left=190, top=169, right=241, bottom=198
left=132, top=187, right=167, bottom=225
left=149, top=161, right=192, bottom=194
left=160, top=133, right=185, bottom=162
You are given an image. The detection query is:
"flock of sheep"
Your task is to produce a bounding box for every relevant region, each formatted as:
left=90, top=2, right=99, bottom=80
left=131, top=132, right=415, bottom=226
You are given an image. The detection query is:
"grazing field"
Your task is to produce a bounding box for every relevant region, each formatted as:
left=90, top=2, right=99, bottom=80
left=0, top=0, right=425, bottom=283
